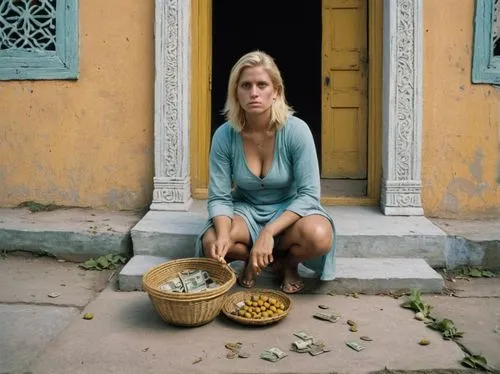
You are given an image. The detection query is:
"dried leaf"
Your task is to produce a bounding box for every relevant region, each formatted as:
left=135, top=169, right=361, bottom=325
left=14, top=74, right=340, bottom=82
left=349, top=325, right=358, bottom=332
left=347, top=320, right=357, bottom=326
left=192, top=357, right=202, bottom=364
left=83, top=312, right=94, bottom=320
left=360, top=336, right=373, bottom=341
left=318, top=304, right=329, bottom=310
left=238, top=351, right=250, bottom=358
left=415, top=312, right=426, bottom=321
left=225, top=342, right=242, bottom=352
left=47, top=292, right=60, bottom=298
left=418, top=338, right=430, bottom=346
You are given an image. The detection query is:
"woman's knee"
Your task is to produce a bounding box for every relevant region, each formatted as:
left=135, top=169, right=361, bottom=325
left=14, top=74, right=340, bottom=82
left=201, top=228, right=216, bottom=253
left=299, top=221, right=333, bottom=254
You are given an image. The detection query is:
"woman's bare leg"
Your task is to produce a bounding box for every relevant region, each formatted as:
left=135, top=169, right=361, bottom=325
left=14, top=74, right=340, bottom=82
left=201, top=215, right=255, bottom=287
left=277, top=215, right=333, bottom=293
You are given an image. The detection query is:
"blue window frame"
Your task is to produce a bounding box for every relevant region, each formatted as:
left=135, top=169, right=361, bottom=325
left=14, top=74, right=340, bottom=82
left=0, top=0, right=78, bottom=80
left=473, top=0, right=500, bottom=84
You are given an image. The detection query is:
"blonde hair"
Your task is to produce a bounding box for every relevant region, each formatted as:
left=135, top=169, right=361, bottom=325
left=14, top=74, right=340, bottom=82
left=223, top=51, right=294, bottom=132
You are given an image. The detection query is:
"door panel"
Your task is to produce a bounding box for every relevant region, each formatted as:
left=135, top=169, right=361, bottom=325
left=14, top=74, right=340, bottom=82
left=322, top=0, right=367, bottom=179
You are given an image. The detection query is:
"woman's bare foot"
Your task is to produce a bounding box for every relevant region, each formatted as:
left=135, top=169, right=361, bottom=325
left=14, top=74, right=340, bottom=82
left=237, top=262, right=255, bottom=288
left=280, top=262, right=304, bottom=294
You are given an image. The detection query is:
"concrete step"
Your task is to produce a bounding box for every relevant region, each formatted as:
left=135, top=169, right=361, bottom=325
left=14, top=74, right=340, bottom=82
left=0, top=207, right=140, bottom=261
left=118, top=255, right=444, bottom=294
left=131, top=201, right=448, bottom=266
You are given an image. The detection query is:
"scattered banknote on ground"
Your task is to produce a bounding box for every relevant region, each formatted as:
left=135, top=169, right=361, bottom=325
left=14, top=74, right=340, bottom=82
left=345, top=341, right=366, bottom=352
left=260, top=347, right=287, bottom=362
left=290, top=331, right=330, bottom=356
left=293, top=330, right=315, bottom=343
left=290, top=340, right=311, bottom=353
left=159, top=269, right=218, bottom=293
left=307, top=341, right=330, bottom=356
left=313, top=312, right=340, bottom=323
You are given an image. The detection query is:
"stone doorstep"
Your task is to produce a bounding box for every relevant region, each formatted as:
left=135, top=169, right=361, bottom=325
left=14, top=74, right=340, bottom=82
left=118, top=255, right=444, bottom=294
left=131, top=204, right=449, bottom=267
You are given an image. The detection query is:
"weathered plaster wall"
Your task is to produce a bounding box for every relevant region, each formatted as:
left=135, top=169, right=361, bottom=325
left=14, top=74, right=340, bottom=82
left=423, top=0, right=500, bottom=218
left=0, top=0, right=154, bottom=210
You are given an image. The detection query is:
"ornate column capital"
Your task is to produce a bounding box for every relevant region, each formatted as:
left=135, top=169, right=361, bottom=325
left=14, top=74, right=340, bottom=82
left=381, top=0, right=424, bottom=215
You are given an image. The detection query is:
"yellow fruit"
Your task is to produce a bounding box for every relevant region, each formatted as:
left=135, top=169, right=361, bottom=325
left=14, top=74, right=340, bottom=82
left=244, top=312, right=251, bottom=318
left=261, top=296, right=269, bottom=302
left=252, top=302, right=258, bottom=307
left=262, top=312, right=269, bottom=318
left=245, top=299, right=252, bottom=306
left=264, top=302, right=270, bottom=308
left=260, top=306, right=266, bottom=312
left=270, top=305, right=277, bottom=312
left=279, top=303, right=285, bottom=310
left=269, top=298, right=276, bottom=305
left=258, top=300, right=264, bottom=306
left=276, top=309, right=284, bottom=315
left=238, top=310, right=246, bottom=317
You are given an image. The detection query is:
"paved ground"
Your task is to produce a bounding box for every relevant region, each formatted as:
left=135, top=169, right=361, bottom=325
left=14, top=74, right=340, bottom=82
left=0, top=252, right=112, bottom=374
left=1, top=252, right=499, bottom=374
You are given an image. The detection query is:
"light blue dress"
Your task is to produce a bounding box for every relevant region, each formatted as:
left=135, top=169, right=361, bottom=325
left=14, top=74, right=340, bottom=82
left=194, top=115, right=336, bottom=280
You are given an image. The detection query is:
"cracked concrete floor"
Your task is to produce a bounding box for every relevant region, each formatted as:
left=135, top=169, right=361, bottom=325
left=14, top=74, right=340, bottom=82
left=0, top=252, right=113, bottom=373
left=1, top=252, right=499, bottom=373
left=433, top=274, right=500, bottom=370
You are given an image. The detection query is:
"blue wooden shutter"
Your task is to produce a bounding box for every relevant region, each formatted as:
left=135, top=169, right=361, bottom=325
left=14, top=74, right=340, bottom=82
left=472, top=0, right=500, bottom=84
left=0, top=0, right=79, bottom=80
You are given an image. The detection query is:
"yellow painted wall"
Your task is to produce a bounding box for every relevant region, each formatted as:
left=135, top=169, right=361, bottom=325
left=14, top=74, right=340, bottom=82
left=423, top=0, right=500, bottom=218
left=0, top=0, right=154, bottom=210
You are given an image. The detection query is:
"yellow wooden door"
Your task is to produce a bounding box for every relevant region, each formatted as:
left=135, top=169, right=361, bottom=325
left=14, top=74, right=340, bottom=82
left=322, top=0, right=368, bottom=179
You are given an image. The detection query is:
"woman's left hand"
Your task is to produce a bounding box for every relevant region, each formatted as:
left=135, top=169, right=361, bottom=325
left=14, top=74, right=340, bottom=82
left=249, top=230, right=274, bottom=276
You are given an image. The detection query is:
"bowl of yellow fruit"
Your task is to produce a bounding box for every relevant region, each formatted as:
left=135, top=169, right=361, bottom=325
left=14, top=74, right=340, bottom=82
left=222, top=289, right=291, bottom=326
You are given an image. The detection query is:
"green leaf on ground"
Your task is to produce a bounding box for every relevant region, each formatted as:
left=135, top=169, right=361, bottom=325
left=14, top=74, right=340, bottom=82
left=461, top=354, right=490, bottom=371
left=468, top=268, right=483, bottom=277
left=400, top=288, right=432, bottom=317
left=459, top=266, right=497, bottom=278
left=481, top=270, right=496, bottom=278
left=426, top=318, right=464, bottom=340
left=79, top=254, right=127, bottom=270
left=17, top=201, right=62, bottom=213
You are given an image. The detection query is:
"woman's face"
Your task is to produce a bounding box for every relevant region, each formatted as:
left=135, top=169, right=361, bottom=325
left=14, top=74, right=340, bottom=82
left=237, top=66, right=277, bottom=116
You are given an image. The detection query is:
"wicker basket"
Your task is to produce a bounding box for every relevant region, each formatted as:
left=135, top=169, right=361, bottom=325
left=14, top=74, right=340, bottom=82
left=222, top=289, right=292, bottom=326
left=143, top=258, right=236, bottom=327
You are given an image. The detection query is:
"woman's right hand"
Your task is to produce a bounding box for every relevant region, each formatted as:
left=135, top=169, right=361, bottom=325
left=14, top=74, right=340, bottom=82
left=209, top=234, right=232, bottom=263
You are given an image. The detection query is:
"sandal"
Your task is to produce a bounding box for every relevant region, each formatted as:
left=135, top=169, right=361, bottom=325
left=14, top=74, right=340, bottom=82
left=280, top=279, right=305, bottom=294
left=237, top=262, right=256, bottom=288
left=237, top=274, right=255, bottom=288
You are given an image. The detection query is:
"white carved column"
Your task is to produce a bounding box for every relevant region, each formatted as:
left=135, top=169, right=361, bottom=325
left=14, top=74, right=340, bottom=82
left=151, top=0, right=192, bottom=211
left=381, top=0, right=424, bottom=216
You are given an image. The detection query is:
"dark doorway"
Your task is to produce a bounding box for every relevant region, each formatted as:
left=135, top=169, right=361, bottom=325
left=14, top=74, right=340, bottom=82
left=211, top=0, right=322, bottom=162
